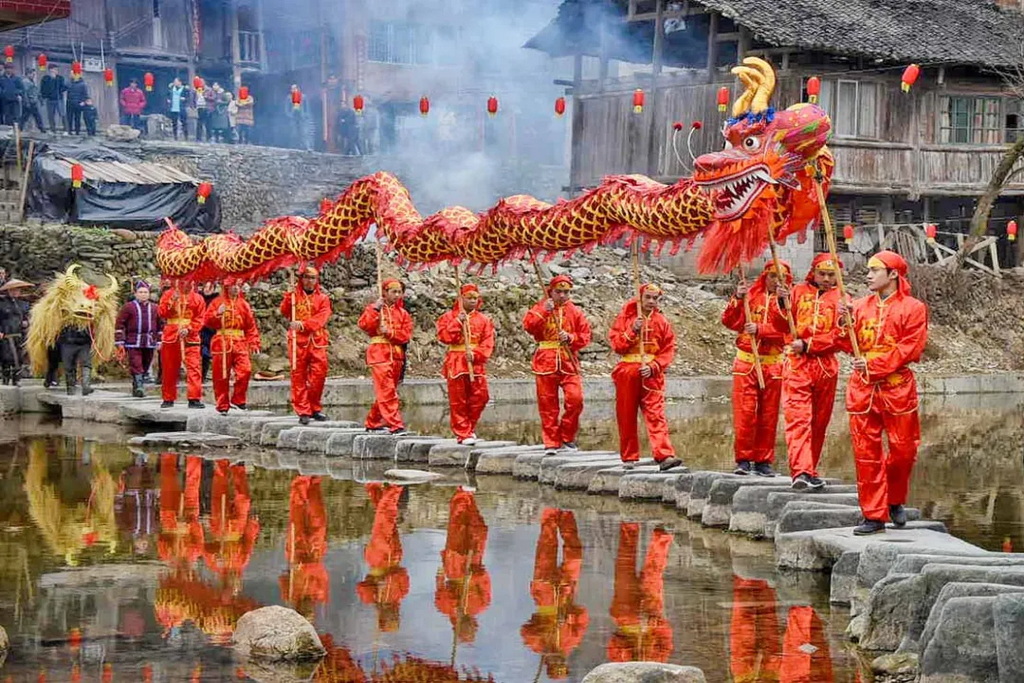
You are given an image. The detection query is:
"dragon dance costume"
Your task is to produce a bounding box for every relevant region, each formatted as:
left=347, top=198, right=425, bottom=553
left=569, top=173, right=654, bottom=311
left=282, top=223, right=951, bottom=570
left=436, top=284, right=494, bottom=443
left=359, top=278, right=413, bottom=433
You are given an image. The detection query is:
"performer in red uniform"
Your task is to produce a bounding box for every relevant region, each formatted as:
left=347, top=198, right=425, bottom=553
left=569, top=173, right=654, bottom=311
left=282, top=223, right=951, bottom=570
left=729, top=574, right=782, bottom=682
left=358, top=279, right=414, bottom=434
left=780, top=606, right=834, bottom=683
left=203, top=281, right=260, bottom=415
left=280, top=266, right=332, bottom=424
left=520, top=508, right=589, bottom=681
left=783, top=254, right=843, bottom=490
left=280, top=475, right=329, bottom=618
left=837, top=250, right=928, bottom=535
left=434, top=487, right=491, bottom=644
left=203, top=459, right=260, bottom=593
left=607, top=522, right=674, bottom=662
left=522, top=275, right=592, bottom=455
left=609, top=283, right=684, bottom=471
left=357, top=483, right=409, bottom=632
left=436, top=284, right=494, bottom=444
left=158, top=281, right=206, bottom=408
left=721, top=262, right=791, bottom=476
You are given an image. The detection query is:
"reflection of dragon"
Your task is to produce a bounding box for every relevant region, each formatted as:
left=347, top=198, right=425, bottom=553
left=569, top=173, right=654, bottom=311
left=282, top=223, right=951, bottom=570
left=155, top=58, right=832, bottom=281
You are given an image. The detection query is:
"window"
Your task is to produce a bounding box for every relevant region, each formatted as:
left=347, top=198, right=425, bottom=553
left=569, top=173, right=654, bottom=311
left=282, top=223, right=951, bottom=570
left=367, top=21, right=455, bottom=65
left=805, top=78, right=879, bottom=139
left=939, top=96, right=1002, bottom=144
left=1004, top=99, right=1024, bottom=142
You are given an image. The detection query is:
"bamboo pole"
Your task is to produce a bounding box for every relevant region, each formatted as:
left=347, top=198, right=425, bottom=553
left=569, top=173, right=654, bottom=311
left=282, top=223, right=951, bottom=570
left=18, top=140, right=35, bottom=224
left=452, top=264, right=474, bottom=381
left=765, top=225, right=798, bottom=338
left=631, top=241, right=648, bottom=370
left=737, top=266, right=765, bottom=390
left=288, top=270, right=297, bottom=371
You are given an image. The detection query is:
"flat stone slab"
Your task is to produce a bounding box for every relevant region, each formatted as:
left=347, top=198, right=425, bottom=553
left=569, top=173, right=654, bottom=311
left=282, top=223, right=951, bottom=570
left=619, top=471, right=689, bottom=500
left=353, top=433, right=413, bottom=460
left=729, top=484, right=859, bottom=537
left=701, top=476, right=796, bottom=527
left=588, top=464, right=661, bottom=494
left=548, top=457, right=626, bottom=488
left=428, top=440, right=517, bottom=468
left=536, top=452, right=621, bottom=483
left=127, top=431, right=242, bottom=448
left=686, top=471, right=742, bottom=520
left=121, top=400, right=215, bottom=425
left=324, top=429, right=374, bottom=457
left=776, top=502, right=921, bottom=536
left=264, top=421, right=362, bottom=448
left=473, top=445, right=547, bottom=474
left=511, top=449, right=612, bottom=480
left=395, top=438, right=455, bottom=463
left=775, top=524, right=979, bottom=572
left=384, top=468, right=445, bottom=483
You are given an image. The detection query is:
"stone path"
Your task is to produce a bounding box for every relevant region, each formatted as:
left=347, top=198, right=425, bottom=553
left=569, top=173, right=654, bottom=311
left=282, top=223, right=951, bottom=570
left=31, top=389, right=1024, bottom=683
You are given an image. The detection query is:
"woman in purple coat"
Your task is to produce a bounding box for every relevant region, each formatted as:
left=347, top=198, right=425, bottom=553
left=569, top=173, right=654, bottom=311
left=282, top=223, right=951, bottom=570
left=115, top=281, right=162, bottom=397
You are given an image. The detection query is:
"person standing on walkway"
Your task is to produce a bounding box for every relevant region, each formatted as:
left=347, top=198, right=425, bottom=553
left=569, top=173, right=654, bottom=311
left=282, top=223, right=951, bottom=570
left=280, top=266, right=331, bottom=424
left=194, top=81, right=210, bottom=142
left=0, top=63, right=23, bottom=126
left=119, top=79, right=147, bottom=133
left=165, top=78, right=188, bottom=140
left=783, top=254, right=843, bottom=491
left=837, top=250, right=928, bottom=535
left=358, top=278, right=413, bottom=435
left=608, top=283, right=684, bottom=471
left=19, top=69, right=45, bottom=132
left=235, top=87, right=254, bottom=144
left=436, top=283, right=494, bottom=445
left=158, top=280, right=206, bottom=409
left=40, top=65, right=67, bottom=133
left=522, top=275, right=591, bottom=456
left=722, top=262, right=791, bottom=477
left=66, top=75, right=89, bottom=135
left=204, top=280, right=260, bottom=415
left=115, top=281, right=161, bottom=398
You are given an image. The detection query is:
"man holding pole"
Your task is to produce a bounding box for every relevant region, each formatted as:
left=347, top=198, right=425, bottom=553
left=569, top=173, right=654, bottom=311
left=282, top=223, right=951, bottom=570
left=721, top=262, right=791, bottom=476
left=204, top=280, right=260, bottom=415
left=158, top=280, right=207, bottom=409
left=783, top=254, right=843, bottom=490
left=358, top=278, right=413, bottom=434
left=280, top=266, right=332, bottom=424
left=436, top=283, right=494, bottom=445
left=522, top=275, right=592, bottom=456
left=837, top=251, right=928, bottom=535
left=608, top=283, right=684, bottom=471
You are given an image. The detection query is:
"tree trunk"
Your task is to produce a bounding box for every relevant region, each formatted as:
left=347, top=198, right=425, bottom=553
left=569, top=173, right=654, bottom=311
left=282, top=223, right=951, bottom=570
left=956, top=134, right=1024, bottom=267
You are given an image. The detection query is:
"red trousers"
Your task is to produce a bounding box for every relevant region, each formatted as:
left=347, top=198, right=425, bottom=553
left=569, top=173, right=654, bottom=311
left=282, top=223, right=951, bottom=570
left=780, top=606, right=833, bottom=683
left=730, top=576, right=781, bottom=680
left=850, top=408, right=920, bottom=522
left=782, top=360, right=838, bottom=477
left=126, top=348, right=155, bottom=375
left=535, top=372, right=583, bottom=449
left=366, top=359, right=404, bottom=431
left=291, top=344, right=328, bottom=417
left=161, top=340, right=203, bottom=402
left=212, top=349, right=251, bottom=412
left=612, top=364, right=675, bottom=463
left=732, top=364, right=783, bottom=463
left=447, top=374, right=489, bottom=440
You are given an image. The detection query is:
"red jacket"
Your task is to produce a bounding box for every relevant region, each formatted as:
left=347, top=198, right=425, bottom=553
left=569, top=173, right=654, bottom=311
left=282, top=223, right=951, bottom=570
left=522, top=300, right=591, bottom=375
left=788, top=283, right=842, bottom=375
left=358, top=303, right=413, bottom=365
left=722, top=290, right=788, bottom=376
left=119, top=86, right=147, bottom=115
left=157, top=289, right=206, bottom=344
left=280, top=286, right=331, bottom=349
left=436, top=309, right=494, bottom=379
left=609, top=300, right=676, bottom=375
left=203, top=294, right=260, bottom=353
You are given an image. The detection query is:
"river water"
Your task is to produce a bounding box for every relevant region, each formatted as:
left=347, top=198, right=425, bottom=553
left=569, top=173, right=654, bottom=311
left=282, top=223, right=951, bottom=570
left=0, top=391, right=1020, bottom=682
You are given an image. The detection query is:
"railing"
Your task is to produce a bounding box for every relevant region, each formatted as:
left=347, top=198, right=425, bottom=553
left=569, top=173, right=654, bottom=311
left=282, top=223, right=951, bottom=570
left=238, top=30, right=261, bottom=65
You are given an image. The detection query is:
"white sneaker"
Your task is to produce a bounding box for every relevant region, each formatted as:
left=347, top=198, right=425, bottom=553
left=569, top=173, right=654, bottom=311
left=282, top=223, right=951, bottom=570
left=461, top=437, right=478, bottom=446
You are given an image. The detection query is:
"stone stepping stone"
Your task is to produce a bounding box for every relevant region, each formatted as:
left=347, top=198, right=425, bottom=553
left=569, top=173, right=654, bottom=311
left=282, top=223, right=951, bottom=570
left=36, top=391, right=134, bottom=423
left=619, top=470, right=690, bottom=500
left=686, top=471, right=742, bottom=520
left=396, top=438, right=454, bottom=463
left=729, top=484, right=859, bottom=537
left=384, top=469, right=444, bottom=483
left=775, top=501, right=921, bottom=537
left=428, top=440, right=517, bottom=468
left=474, top=445, right=547, bottom=474
left=763, top=490, right=862, bottom=537
left=544, top=456, right=623, bottom=488
left=324, top=429, right=378, bottom=457
left=262, top=420, right=360, bottom=447
left=123, top=400, right=213, bottom=425
left=186, top=410, right=277, bottom=435
left=353, top=433, right=422, bottom=460
left=700, top=476, right=800, bottom=527
left=277, top=426, right=360, bottom=451
left=513, top=450, right=617, bottom=480
left=127, top=431, right=241, bottom=448
left=587, top=464, right=661, bottom=495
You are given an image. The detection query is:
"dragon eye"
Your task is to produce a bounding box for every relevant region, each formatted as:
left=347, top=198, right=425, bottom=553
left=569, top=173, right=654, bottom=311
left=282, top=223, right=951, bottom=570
left=742, top=136, right=762, bottom=151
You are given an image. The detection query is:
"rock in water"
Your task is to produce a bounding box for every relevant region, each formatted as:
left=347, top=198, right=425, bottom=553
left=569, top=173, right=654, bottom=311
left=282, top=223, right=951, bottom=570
left=581, top=662, right=706, bottom=683
left=232, top=606, right=326, bottom=661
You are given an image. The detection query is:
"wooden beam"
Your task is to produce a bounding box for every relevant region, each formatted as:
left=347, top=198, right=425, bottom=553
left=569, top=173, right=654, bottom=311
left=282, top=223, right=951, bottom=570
left=738, top=26, right=751, bottom=57
left=705, top=11, right=718, bottom=83
left=651, top=0, right=665, bottom=75
left=647, top=0, right=665, bottom=177
left=568, top=54, right=583, bottom=198
left=627, top=6, right=706, bottom=21
left=714, top=32, right=741, bottom=42
left=627, top=0, right=637, bottom=20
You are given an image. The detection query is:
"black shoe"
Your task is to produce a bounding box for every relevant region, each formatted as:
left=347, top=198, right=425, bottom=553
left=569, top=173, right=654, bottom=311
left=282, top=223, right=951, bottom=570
left=389, top=428, right=409, bottom=436
left=621, top=461, right=637, bottom=470
left=299, top=415, right=311, bottom=425
left=754, top=462, right=776, bottom=477
left=187, top=400, right=205, bottom=409
left=161, top=400, right=174, bottom=409
left=733, top=461, right=753, bottom=475
left=792, top=473, right=812, bottom=491
left=889, top=504, right=908, bottom=528
left=311, top=412, right=328, bottom=422
left=232, top=403, right=247, bottom=411
left=218, top=409, right=229, bottom=416
left=562, top=441, right=579, bottom=451
left=808, top=475, right=826, bottom=491
left=658, top=457, right=687, bottom=472
left=853, top=519, right=887, bottom=536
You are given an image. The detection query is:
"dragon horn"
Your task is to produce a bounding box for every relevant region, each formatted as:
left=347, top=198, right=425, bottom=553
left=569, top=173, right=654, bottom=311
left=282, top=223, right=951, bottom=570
left=729, top=66, right=762, bottom=118
left=742, top=56, right=777, bottom=114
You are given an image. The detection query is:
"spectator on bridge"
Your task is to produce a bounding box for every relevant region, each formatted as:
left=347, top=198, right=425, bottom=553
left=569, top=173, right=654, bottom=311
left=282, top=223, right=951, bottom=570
left=81, top=98, right=98, bottom=136
left=209, top=83, right=231, bottom=143
left=119, top=79, right=147, bottom=134
left=235, top=87, right=254, bottom=144
left=66, top=76, right=89, bottom=135
left=40, top=65, right=67, bottom=133
left=19, top=69, right=45, bottom=133
left=194, top=80, right=211, bottom=142
left=0, top=63, right=24, bottom=126
left=166, top=77, right=188, bottom=140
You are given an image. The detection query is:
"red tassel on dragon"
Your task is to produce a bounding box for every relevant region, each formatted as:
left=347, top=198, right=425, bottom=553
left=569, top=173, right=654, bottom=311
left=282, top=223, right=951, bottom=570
left=155, top=58, right=833, bottom=280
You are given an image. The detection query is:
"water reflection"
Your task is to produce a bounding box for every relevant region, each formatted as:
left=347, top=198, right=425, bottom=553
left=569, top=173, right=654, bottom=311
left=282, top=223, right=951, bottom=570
left=608, top=523, right=673, bottom=663
left=358, top=483, right=410, bottom=634
left=281, top=475, right=329, bottom=617
left=435, top=488, right=491, bottom=650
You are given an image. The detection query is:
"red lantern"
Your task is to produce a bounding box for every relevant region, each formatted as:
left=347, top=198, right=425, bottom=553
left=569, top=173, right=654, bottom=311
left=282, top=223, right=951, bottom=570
left=353, top=93, right=364, bottom=114
left=197, top=182, right=212, bottom=204
left=1009, top=220, right=1018, bottom=242
left=71, top=163, right=84, bottom=189
left=806, top=76, right=821, bottom=104
left=843, top=224, right=855, bottom=246
left=291, top=89, right=302, bottom=109
left=239, top=85, right=249, bottom=100
left=419, top=95, right=430, bottom=116
left=3, top=45, right=13, bottom=63
left=71, top=61, right=82, bottom=79
left=103, top=68, right=113, bottom=87
left=193, top=76, right=204, bottom=91
left=716, top=86, right=730, bottom=113
left=632, top=88, right=644, bottom=114
left=37, top=53, right=47, bottom=71
left=486, top=95, right=498, bottom=117
left=144, top=72, right=154, bottom=91
left=554, top=96, right=566, bottom=117
left=925, top=223, right=937, bottom=243
left=901, top=64, right=920, bottom=93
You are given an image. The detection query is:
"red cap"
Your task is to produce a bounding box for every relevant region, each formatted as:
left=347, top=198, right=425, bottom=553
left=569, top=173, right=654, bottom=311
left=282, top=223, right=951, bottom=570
left=547, top=274, right=573, bottom=292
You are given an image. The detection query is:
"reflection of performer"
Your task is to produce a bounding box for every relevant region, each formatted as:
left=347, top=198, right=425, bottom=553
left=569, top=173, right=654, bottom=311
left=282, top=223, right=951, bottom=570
left=156, top=454, right=205, bottom=636
left=280, top=475, right=329, bottom=617
left=436, top=284, right=495, bottom=445
left=435, top=487, right=491, bottom=644
left=520, top=508, right=589, bottom=680
left=729, top=575, right=781, bottom=682
left=203, top=281, right=261, bottom=415
left=357, top=483, right=409, bottom=632
left=358, top=279, right=413, bottom=434
left=607, top=523, right=674, bottom=662
left=203, top=459, right=260, bottom=589
left=780, top=606, right=833, bottom=683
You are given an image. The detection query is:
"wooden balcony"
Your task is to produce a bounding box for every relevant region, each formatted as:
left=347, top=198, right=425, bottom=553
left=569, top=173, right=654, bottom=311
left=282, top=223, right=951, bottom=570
left=0, top=0, right=69, bottom=31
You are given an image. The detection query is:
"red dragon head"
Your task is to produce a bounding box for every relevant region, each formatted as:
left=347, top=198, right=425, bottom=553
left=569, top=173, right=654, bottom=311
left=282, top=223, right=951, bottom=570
left=693, top=57, right=834, bottom=273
